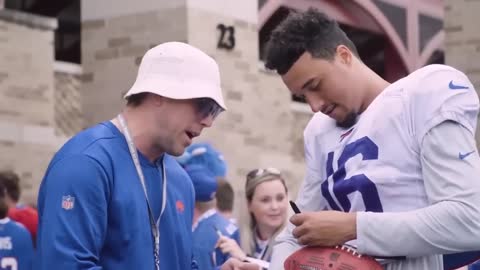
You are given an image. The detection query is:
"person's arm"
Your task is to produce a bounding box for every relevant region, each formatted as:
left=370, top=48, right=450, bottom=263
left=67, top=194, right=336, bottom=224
left=357, top=120, right=480, bottom=257
left=269, top=131, right=328, bottom=270
left=36, top=155, right=110, bottom=269
left=232, top=227, right=241, bottom=246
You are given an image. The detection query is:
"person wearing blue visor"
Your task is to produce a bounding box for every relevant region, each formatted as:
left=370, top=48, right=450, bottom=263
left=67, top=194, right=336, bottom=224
left=177, top=143, right=227, bottom=178
left=186, top=164, right=240, bottom=270
left=177, top=143, right=237, bottom=224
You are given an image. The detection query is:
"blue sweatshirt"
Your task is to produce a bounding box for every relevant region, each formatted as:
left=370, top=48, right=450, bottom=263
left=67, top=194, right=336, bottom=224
left=36, top=121, right=195, bottom=270
left=0, top=218, right=34, bottom=270
left=193, top=210, right=240, bottom=270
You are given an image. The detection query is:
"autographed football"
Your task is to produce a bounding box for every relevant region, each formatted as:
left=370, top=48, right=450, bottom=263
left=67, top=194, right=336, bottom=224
left=284, top=245, right=383, bottom=270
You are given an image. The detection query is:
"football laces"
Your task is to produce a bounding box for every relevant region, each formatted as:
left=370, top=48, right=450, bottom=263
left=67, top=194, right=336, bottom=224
left=336, top=245, right=362, bottom=258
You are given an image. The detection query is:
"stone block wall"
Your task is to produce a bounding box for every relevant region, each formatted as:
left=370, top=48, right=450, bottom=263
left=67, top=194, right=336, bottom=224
left=81, top=3, right=188, bottom=125
left=0, top=10, right=65, bottom=205
left=0, top=11, right=55, bottom=126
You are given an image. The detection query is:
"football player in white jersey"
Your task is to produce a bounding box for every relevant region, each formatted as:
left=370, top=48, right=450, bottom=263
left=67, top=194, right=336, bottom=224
left=263, top=8, right=480, bottom=270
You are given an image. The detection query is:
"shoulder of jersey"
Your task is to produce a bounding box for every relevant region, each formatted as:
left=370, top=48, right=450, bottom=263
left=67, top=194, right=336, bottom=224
left=400, top=64, right=464, bottom=95
left=10, top=220, right=28, bottom=231
left=212, top=213, right=237, bottom=234
left=225, top=222, right=238, bottom=236
left=304, top=113, right=336, bottom=140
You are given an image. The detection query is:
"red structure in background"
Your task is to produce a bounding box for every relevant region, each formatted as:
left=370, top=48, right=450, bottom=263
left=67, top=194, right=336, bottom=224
left=259, top=0, right=444, bottom=83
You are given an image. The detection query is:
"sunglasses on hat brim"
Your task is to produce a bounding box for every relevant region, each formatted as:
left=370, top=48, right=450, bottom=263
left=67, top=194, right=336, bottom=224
left=194, top=98, right=224, bottom=119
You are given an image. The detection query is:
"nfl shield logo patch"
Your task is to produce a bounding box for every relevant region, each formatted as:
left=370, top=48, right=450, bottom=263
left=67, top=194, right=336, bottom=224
left=62, top=195, right=75, bottom=210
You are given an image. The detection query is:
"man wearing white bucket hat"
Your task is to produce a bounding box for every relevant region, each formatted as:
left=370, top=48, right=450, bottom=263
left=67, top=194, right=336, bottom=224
left=36, top=42, right=255, bottom=270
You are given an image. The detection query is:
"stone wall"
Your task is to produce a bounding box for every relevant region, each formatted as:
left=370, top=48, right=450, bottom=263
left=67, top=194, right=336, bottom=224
left=0, top=9, right=64, bottom=205
left=81, top=2, right=188, bottom=125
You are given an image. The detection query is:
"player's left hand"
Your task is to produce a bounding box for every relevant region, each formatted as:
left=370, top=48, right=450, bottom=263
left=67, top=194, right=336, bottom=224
left=290, top=211, right=357, bottom=246
left=220, top=258, right=260, bottom=270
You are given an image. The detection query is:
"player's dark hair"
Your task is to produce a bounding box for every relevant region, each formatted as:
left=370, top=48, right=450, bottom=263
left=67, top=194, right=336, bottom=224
left=264, top=8, right=359, bottom=75
left=126, top=92, right=150, bottom=107
left=0, top=182, right=9, bottom=218
left=0, top=170, right=20, bottom=202
left=216, top=178, right=234, bottom=212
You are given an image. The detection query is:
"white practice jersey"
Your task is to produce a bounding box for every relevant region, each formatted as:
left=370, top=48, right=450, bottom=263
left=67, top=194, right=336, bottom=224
left=269, top=65, right=480, bottom=270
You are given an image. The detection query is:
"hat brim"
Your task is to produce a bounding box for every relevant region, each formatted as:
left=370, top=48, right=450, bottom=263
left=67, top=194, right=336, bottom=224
left=124, top=75, right=227, bottom=110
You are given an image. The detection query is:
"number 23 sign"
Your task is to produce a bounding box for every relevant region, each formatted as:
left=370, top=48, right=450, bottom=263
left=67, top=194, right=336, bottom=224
left=217, top=24, right=235, bottom=50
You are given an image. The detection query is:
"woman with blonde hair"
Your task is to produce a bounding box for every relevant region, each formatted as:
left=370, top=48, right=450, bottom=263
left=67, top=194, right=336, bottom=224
left=216, top=168, right=289, bottom=266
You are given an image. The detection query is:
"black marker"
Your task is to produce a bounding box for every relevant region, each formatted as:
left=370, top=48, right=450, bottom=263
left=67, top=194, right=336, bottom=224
left=289, top=200, right=301, bottom=214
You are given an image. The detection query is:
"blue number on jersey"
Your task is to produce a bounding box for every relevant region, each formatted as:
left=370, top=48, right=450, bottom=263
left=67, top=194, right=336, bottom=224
left=321, top=136, right=383, bottom=212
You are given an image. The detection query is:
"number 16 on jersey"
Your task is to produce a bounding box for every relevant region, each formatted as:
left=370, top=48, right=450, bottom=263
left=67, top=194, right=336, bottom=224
left=321, top=137, right=383, bottom=213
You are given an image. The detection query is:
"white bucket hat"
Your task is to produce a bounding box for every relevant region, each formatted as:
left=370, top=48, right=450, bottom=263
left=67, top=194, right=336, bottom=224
left=124, top=42, right=227, bottom=110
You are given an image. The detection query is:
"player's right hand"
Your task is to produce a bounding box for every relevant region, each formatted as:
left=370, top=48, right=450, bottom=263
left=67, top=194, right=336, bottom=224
left=290, top=211, right=357, bottom=246
left=216, top=235, right=247, bottom=261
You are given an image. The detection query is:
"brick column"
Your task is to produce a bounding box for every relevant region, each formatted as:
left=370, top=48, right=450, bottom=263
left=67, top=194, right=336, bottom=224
left=0, top=9, right=65, bottom=205
left=81, top=0, right=188, bottom=125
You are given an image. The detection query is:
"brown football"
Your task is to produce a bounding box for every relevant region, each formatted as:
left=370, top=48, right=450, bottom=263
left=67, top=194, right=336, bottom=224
left=284, top=246, right=383, bottom=270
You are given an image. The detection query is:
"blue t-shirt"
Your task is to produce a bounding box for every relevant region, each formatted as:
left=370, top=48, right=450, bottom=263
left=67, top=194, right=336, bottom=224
left=36, top=121, right=195, bottom=270
left=193, top=210, right=240, bottom=270
left=0, top=218, right=33, bottom=270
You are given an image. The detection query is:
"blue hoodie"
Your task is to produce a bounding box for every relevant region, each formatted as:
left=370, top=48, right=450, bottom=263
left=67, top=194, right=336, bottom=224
left=36, top=121, right=196, bottom=270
